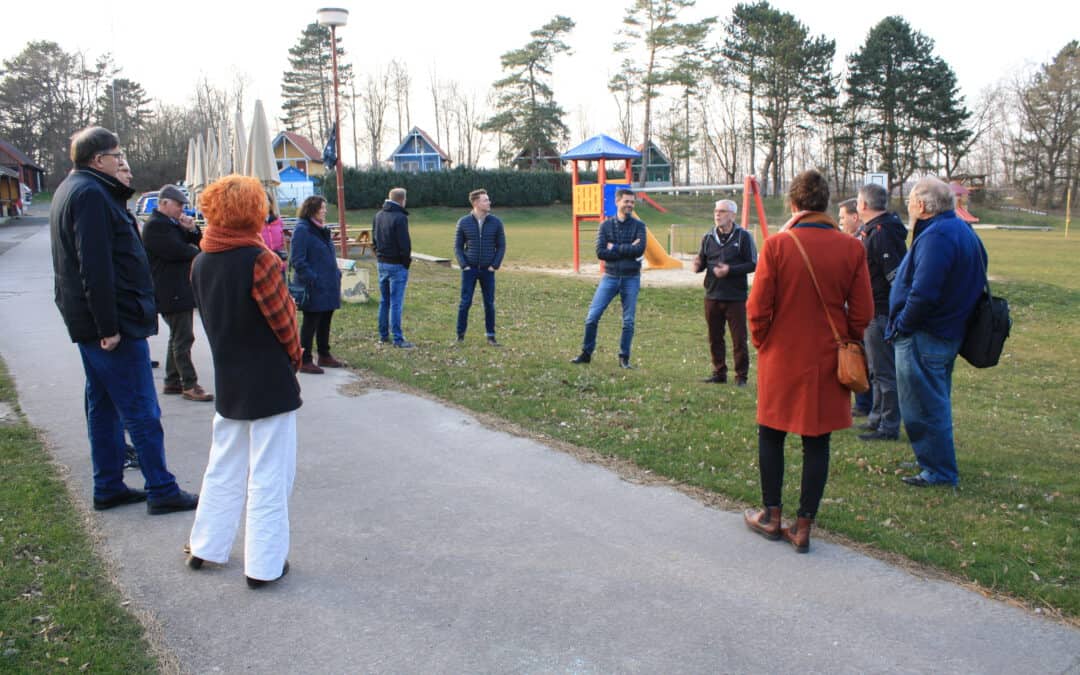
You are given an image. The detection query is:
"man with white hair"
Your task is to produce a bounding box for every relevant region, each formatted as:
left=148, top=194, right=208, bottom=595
left=693, top=199, right=757, bottom=385
left=887, top=176, right=986, bottom=487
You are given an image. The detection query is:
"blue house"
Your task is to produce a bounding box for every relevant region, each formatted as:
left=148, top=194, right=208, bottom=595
left=387, top=127, right=451, bottom=172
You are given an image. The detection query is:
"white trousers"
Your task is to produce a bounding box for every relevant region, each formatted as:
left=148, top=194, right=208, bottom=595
left=188, top=411, right=297, bottom=581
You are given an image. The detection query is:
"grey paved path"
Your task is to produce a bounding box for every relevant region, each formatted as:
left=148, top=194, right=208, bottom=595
left=1, top=213, right=1078, bottom=674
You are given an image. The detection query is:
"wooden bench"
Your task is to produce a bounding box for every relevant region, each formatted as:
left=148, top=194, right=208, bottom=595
left=412, top=252, right=452, bottom=267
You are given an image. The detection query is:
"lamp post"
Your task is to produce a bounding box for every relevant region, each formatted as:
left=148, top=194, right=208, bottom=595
left=317, top=7, right=349, bottom=257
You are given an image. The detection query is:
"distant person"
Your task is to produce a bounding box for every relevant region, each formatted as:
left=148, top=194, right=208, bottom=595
left=115, top=159, right=159, bottom=369
left=570, top=188, right=647, bottom=369
left=289, top=195, right=343, bottom=373
left=454, top=188, right=506, bottom=345
left=186, top=174, right=301, bottom=589
left=142, top=184, right=213, bottom=402
left=261, top=195, right=287, bottom=261
left=855, top=183, right=907, bottom=442
left=744, top=169, right=872, bottom=553
left=50, top=126, right=198, bottom=515
left=839, top=197, right=872, bottom=417
left=692, top=199, right=757, bottom=386
left=372, top=187, right=414, bottom=348
left=888, top=177, right=986, bottom=488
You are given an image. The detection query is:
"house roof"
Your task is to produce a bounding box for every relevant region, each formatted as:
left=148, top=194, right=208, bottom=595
left=561, top=135, right=640, bottom=161
left=386, top=127, right=450, bottom=162
left=273, top=131, right=321, bottom=160
left=634, top=141, right=671, bottom=164
left=0, top=139, right=44, bottom=170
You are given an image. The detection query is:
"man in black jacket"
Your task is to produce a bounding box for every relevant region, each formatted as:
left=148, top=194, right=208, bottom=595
left=856, top=183, right=908, bottom=441
left=372, top=187, right=414, bottom=348
left=50, top=126, right=197, bottom=515
left=693, top=199, right=757, bottom=385
left=142, top=184, right=212, bottom=402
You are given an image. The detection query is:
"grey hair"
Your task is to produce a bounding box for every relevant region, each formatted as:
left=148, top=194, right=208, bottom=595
left=857, top=183, right=889, bottom=212
left=910, top=177, right=955, bottom=215
left=714, top=199, right=738, bottom=214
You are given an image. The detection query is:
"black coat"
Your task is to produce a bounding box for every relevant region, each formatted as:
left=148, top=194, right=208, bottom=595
left=289, top=218, right=341, bottom=312
left=50, top=168, right=158, bottom=343
left=141, top=209, right=202, bottom=314
left=372, top=200, right=412, bottom=267
left=861, top=212, right=908, bottom=316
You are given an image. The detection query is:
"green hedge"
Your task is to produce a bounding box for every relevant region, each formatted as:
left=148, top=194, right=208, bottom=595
left=324, top=167, right=626, bottom=209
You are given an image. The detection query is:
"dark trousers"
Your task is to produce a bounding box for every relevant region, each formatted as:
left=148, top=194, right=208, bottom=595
left=300, top=310, right=334, bottom=362
left=457, top=267, right=497, bottom=337
left=757, top=424, right=831, bottom=519
left=162, top=310, right=197, bottom=389
left=704, top=299, right=749, bottom=381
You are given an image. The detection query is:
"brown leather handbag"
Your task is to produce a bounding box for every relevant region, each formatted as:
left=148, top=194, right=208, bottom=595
left=784, top=230, right=870, bottom=394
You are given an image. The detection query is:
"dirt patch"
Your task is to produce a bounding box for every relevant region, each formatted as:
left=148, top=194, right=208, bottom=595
left=513, top=255, right=710, bottom=289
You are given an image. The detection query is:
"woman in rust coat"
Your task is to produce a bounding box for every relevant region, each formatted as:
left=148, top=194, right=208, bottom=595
left=743, top=170, right=873, bottom=553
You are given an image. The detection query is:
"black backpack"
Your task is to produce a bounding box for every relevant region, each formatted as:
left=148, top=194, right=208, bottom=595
left=959, top=242, right=1011, bottom=368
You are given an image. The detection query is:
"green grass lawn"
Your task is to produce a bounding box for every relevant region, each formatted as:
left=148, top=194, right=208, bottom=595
left=0, top=361, right=158, bottom=672
left=331, top=225, right=1079, bottom=619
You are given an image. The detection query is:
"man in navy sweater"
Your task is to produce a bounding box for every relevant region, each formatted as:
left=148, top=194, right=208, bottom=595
left=887, top=177, right=986, bottom=487
left=454, top=189, right=506, bottom=345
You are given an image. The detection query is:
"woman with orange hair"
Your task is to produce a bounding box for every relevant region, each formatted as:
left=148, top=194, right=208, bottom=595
left=185, top=174, right=302, bottom=588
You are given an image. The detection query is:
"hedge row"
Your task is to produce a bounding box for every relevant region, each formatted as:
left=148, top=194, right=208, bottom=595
left=323, top=167, right=625, bottom=209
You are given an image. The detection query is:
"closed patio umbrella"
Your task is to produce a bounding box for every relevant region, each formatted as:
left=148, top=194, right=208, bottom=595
left=246, top=99, right=280, bottom=202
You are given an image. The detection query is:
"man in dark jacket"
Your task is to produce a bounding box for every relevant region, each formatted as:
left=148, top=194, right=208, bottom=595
left=454, top=189, right=506, bottom=345
left=856, top=183, right=907, bottom=441
left=141, top=184, right=212, bottom=402
left=888, top=177, right=986, bottom=488
left=50, top=126, right=198, bottom=515
left=693, top=199, right=757, bottom=385
left=571, top=189, right=647, bottom=369
left=372, top=187, right=413, bottom=348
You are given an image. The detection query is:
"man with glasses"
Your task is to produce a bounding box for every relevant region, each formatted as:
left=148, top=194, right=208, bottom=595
left=50, top=126, right=199, bottom=515
left=693, top=199, right=757, bottom=386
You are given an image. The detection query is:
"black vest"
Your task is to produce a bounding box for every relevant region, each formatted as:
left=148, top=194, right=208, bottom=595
left=191, top=247, right=302, bottom=420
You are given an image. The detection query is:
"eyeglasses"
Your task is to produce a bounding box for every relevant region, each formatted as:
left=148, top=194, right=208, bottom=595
left=98, top=151, right=125, bottom=160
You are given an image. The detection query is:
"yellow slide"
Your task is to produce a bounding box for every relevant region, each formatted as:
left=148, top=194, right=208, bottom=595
left=643, top=227, right=683, bottom=270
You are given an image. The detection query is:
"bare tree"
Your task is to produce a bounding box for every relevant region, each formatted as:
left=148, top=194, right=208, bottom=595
left=388, top=59, right=412, bottom=140
left=363, top=68, right=391, bottom=167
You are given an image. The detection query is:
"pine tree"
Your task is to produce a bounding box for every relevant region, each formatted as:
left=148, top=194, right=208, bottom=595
left=280, top=23, right=352, bottom=150
left=481, top=15, right=575, bottom=169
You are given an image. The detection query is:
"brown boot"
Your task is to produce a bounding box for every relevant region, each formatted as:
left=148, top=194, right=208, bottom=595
left=743, top=505, right=782, bottom=541
left=782, top=516, right=814, bottom=553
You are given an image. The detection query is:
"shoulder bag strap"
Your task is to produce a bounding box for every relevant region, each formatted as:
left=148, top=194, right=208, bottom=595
left=784, top=229, right=842, bottom=344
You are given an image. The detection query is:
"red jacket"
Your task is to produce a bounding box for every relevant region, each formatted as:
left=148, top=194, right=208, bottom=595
left=747, top=214, right=873, bottom=436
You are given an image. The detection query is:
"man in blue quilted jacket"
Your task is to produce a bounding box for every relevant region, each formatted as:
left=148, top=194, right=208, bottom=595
left=454, top=189, right=506, bottom=346
left=571, top=188, right=647, bottom=369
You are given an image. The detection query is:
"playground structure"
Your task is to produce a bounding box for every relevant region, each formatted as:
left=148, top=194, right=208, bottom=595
left=562, top=135, right=771, bottom=272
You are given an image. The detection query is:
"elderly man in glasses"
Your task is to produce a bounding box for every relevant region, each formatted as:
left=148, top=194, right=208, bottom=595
left=693, top=199, right=758, bottom=386
left=50, top=126, right=199, bottom=516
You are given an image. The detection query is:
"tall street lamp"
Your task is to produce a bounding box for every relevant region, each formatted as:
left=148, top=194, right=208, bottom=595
left=317, top=7, right=349, bottom=257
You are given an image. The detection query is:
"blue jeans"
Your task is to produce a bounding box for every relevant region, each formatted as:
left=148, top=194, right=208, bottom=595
left=77, top=338, right=179, bottom=501
left=894, top=331, right=962, bottom=485
left=582, top=274, right=640, bottom=358
left=457, top=267, right=496, bottom=337
left=377, top=262, right=409, bottom=343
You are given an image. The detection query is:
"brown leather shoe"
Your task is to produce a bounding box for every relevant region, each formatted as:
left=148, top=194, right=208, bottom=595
left=300, top=362, right=324, bottom=374
left=317, top=354, right=344, bottom=368
left=782, top=516, right=814, bottom=553
left=163, top=383, right=183, bottom=395
left=181, top=385, right=214, bottom=402
left=743, top=505, right=782, bottom=541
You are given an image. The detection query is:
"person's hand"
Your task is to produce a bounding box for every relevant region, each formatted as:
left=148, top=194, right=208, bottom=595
left=713, top=264, right=729, bottom=278
left=607, top=242, right=615, bottom=250
left=178, top=214, right=196, bottom=231
left=488, top=266, right=495, bottom=271
left=631, top=238, right=641, bottom=246
left=693, top=254, right=703, bottom=270
left=100, top=334, right=121, bottom=351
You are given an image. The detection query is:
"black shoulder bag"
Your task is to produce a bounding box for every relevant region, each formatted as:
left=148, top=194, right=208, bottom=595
left=959, top=241, right=1011, bottom=368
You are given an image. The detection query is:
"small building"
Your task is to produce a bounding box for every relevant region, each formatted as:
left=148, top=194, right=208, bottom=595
left=630, top=141, right=672, bottom=186
left=0, top=139, right=45, bottom=193
left=511, top=146, right=564, bottom=171
left=272, top=131, right=325, bottom=178
left=387, top=127, right=451, bottom=172
left=276, top=166, right=315, bottom=210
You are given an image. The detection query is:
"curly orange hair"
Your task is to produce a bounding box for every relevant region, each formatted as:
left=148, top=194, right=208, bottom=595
left=200, top=174, right=268, bottom=233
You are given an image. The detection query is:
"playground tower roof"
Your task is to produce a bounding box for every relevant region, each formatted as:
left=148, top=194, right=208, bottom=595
left=561, top=135, right=641, bottom=161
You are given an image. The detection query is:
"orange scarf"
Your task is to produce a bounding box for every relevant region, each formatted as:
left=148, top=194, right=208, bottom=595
left=200, top=222, right=271, bottom=254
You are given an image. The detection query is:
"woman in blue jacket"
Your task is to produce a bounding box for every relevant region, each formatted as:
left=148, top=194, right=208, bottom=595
left=289, top=196, right=343, bottom=374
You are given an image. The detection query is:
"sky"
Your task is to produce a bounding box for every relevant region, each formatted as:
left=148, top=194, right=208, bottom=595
left=8, top=0, right=1078, bottom=165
